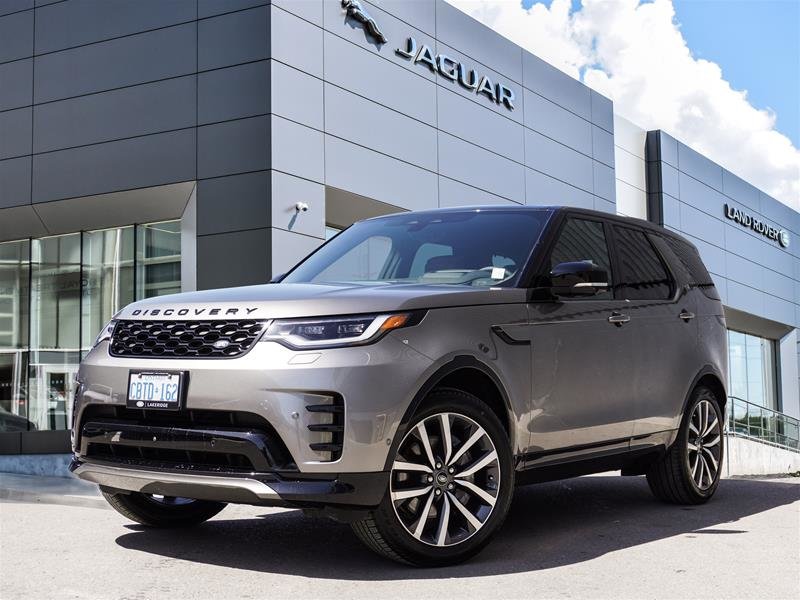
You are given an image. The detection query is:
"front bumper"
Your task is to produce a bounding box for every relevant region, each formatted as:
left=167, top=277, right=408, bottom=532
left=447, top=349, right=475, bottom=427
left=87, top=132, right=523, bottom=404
left=70, top=458, right=389, bottom=509
left=73, top=335, right=433, bottom=474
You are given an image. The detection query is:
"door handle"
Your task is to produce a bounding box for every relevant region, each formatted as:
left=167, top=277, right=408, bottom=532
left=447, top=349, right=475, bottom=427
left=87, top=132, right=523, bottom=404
left=608, top=312, right=631, bottom=326
left=679, top=309, right=696, bottom=322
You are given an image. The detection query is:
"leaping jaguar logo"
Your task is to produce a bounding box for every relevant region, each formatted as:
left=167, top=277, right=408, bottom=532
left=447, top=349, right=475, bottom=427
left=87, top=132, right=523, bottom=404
left=342, top=0, right=387, bottom=44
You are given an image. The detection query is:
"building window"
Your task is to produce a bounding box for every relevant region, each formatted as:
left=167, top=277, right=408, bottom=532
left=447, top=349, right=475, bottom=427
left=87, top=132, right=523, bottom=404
left=727, top=330, right=778, bottom=411
left=0, top=220, right=180, bottom=434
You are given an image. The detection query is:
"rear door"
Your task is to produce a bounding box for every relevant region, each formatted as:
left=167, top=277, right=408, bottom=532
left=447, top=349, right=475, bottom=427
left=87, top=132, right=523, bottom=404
left=609, top=226, right=698, bottom=441
left=525, top=216, right=637, bottom=461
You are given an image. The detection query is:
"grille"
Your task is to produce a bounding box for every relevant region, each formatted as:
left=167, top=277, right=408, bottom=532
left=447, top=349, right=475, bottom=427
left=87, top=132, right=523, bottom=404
left=78, top=405, right=296, bottom=472
left=109, top=319, right=267, bottom=358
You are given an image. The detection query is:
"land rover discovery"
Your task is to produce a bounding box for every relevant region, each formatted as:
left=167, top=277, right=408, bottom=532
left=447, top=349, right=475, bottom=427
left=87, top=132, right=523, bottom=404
left=71, top=206, right=727, bottom=566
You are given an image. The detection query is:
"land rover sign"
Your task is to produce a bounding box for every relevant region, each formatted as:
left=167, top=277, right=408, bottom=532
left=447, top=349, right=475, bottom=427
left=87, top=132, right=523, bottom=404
left=724, top=204, right=790, bottom=248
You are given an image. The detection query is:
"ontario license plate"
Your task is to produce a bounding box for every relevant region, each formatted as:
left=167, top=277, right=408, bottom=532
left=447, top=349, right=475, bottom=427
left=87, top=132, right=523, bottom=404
left=127, top=371, right=184, bottom=410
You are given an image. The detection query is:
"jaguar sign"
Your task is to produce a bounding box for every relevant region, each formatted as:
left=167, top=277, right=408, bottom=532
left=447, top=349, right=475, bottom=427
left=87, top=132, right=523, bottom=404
left=342, top=0, right=516, bottom=111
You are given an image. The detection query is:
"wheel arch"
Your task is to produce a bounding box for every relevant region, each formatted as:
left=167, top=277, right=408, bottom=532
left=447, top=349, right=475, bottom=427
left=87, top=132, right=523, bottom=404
left=682, top=367, right=727, bottom=420
left=383, top=356, right=514, bottom=471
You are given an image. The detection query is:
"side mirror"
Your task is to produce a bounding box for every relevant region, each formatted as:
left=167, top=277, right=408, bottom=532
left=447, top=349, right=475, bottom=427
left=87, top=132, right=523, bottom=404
left=549, top=260, right=609, bottom=297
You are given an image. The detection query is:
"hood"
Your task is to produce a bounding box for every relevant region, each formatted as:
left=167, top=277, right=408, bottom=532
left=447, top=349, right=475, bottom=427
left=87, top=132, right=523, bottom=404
left=116, top=282, right=528, bottom=320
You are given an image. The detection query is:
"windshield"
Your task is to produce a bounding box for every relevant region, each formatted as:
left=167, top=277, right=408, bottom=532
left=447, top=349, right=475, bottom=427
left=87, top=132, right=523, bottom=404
left=283, top=209, right=552, bottom=287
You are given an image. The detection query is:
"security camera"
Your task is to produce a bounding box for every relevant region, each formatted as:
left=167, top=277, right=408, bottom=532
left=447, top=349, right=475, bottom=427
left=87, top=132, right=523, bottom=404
left=295, top=202, right=309, bottom=213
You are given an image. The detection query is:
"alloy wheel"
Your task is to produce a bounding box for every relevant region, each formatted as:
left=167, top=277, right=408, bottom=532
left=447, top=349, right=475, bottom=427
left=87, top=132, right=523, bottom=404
left=390, top=412, right=500, bottom=547
left=686, top=399, right=722, bottom=490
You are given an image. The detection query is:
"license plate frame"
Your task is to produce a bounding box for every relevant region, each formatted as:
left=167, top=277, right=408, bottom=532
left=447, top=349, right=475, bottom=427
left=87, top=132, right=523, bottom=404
left=126, top=370, right=186, bottom=411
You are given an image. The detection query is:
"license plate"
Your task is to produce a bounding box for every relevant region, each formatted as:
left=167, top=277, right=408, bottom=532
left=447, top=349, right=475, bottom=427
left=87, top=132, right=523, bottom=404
left=127, top=371, right=184, bottom=410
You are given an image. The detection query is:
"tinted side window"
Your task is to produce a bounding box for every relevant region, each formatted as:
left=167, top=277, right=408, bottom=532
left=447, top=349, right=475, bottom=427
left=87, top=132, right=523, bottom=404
left=613, top=226, right=673, bottom=300
left=662, top=236, right=721, bottom=300
left=550, top=218, right=613, bottom=299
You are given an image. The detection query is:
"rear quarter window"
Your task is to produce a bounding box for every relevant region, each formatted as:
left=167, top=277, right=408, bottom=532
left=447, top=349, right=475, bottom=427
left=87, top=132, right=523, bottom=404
left=659, top=235, right=721, bottom=301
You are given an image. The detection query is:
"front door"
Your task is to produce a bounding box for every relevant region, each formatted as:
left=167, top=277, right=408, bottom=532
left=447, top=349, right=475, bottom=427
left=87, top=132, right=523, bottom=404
left=525, top=217, right=636, bottom=464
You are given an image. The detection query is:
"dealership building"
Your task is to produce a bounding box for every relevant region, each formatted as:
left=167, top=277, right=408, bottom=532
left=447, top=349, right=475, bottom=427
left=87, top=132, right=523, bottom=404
left=0, top=0, right=798, bottom=472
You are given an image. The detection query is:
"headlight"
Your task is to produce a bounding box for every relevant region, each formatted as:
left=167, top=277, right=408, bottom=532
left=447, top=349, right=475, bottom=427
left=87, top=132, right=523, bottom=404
left=93, top=320, right=117, bottom=348
left=261, top=313, right=415, bottom=349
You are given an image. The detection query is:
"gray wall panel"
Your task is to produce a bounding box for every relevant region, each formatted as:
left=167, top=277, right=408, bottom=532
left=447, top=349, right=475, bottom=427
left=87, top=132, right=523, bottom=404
left=322, top=0, right=435, bottom=81
left=438, top=176, right=515, bottom=208
left=198, top=61, right=269, bottom=125
left=270, top=116, right=324, bottom=182
left=725, top=252, right=763, bottom=292
left=325, top=135, right=437, bottom=211
left=522, top=50, right=590, bottom=120
left=435, top=0, right=521, bottom=83
left=197, top=116, right=269, bottom=179
left=0, top=1, right=32, bottom=17
left=198, top=0, right=267, bottom=18
left=198, top=6, right=267, bottom=71
left=437, top=86, right=523, bottom=163
left=724, top=223, right=766, bottom=266
left=271, top=61, right=323, bottom=130
left=197, top=228, right=269, bottom=289
left=0, top=156, right=31, bottom=208
left=525, top=168, right=593, bottom=209
left=371, top=0, right=435, bottom=36
left=32, top=129, right=196, bottom=202
left=272, top=0, right=322, bottom=26
left=677, top=142, right=723, bottom=191
left=0, top=9, right=32, bottom=63
left=593, top=161, right=615, bottom=202
left=762, top=269, right=795, bottom=303
left=679, top=202, right=725, bottom=243
left=270, top=227, right=323, bottom=274
left=35, top=0, right=196, bottom=54
left=196, top=171, right=269, bottom=236
left=524, top=89, right=591, bottom=156
left=721, top=169, right=760, bottom=212
left=662, top=193, right=680, bottom=229
left=727, top=280, right=764, bottom=316
left=438, top=131, right=524, bottom=203
left=591, top=124, right=614, bottom=168
left=590, top=90, right=613, bottom=133
left=326, top=84, right=436, bottom=171
left=270, top=171, right=325, bottom=238
left=525, top=129, right=593, bottom=193
left=0, top=58, right=32, bottom=111
left=677, top=171, right=726, bottom=218
left=0, top=107, right=31, bottom=159
left=34, top=23, right=197, bottom=103
left=34, top=76, right=197, bottom=153
left=272, top=4, right=322, bottom=78
left=323, top=31, right=436, bottom=123
left=662, top=162, right=679, bottom=199
left=436, top=42, right=522, bottom=125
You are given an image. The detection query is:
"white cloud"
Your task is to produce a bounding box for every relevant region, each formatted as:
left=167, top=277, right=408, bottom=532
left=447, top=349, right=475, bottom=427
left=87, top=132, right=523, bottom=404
left=446, top=0, right=800, bottom=211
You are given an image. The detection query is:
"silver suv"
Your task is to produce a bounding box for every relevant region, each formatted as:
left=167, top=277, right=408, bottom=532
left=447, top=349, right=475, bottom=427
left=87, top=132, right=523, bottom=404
left=71, top=206, right=727, bottom=566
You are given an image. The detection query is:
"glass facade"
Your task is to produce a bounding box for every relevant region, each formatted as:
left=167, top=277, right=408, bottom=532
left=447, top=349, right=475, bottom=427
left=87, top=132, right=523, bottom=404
left=727, top=329, right=778, bottom=410
left=0, top=221, right=180, bottom=433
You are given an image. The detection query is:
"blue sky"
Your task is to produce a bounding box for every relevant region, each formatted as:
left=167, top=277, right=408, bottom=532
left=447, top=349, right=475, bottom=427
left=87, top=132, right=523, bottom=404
left=673, top=0, right=799, bottom=148
left=523, top=0, right=799, bottom=147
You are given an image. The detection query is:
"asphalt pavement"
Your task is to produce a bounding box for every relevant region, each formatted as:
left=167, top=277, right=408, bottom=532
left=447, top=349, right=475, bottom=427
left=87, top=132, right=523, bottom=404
left=1, top=474, right=798, bottom=599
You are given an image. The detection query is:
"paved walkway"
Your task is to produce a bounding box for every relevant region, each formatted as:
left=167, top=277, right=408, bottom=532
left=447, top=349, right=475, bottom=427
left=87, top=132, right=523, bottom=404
left=0, top=472, right=106, bottom=509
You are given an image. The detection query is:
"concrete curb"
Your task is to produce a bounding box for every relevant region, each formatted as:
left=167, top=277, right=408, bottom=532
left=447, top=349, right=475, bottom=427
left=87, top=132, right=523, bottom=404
left=0, top=473, right=108, bottom=510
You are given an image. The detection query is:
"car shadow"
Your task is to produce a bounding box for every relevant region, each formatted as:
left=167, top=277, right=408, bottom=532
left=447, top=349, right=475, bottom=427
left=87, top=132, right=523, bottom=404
left=115, top=476, right=799, bottom=579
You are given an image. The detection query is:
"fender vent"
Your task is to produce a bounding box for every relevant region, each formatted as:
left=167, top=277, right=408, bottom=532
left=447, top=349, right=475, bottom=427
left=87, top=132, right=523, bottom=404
left=306, top=396, right=344, bottom=461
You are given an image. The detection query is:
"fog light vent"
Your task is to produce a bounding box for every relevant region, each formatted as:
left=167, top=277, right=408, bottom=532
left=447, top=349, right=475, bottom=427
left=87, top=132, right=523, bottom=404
left=306, top=395, right=344, bottom=461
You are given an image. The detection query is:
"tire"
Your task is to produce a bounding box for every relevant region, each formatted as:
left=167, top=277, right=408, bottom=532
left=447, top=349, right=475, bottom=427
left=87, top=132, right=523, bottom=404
left=101, top=490, right=226, bottom=527
left=351, top=388, right=514, bottom=566
left=646, top=385, right=724, bottom=504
